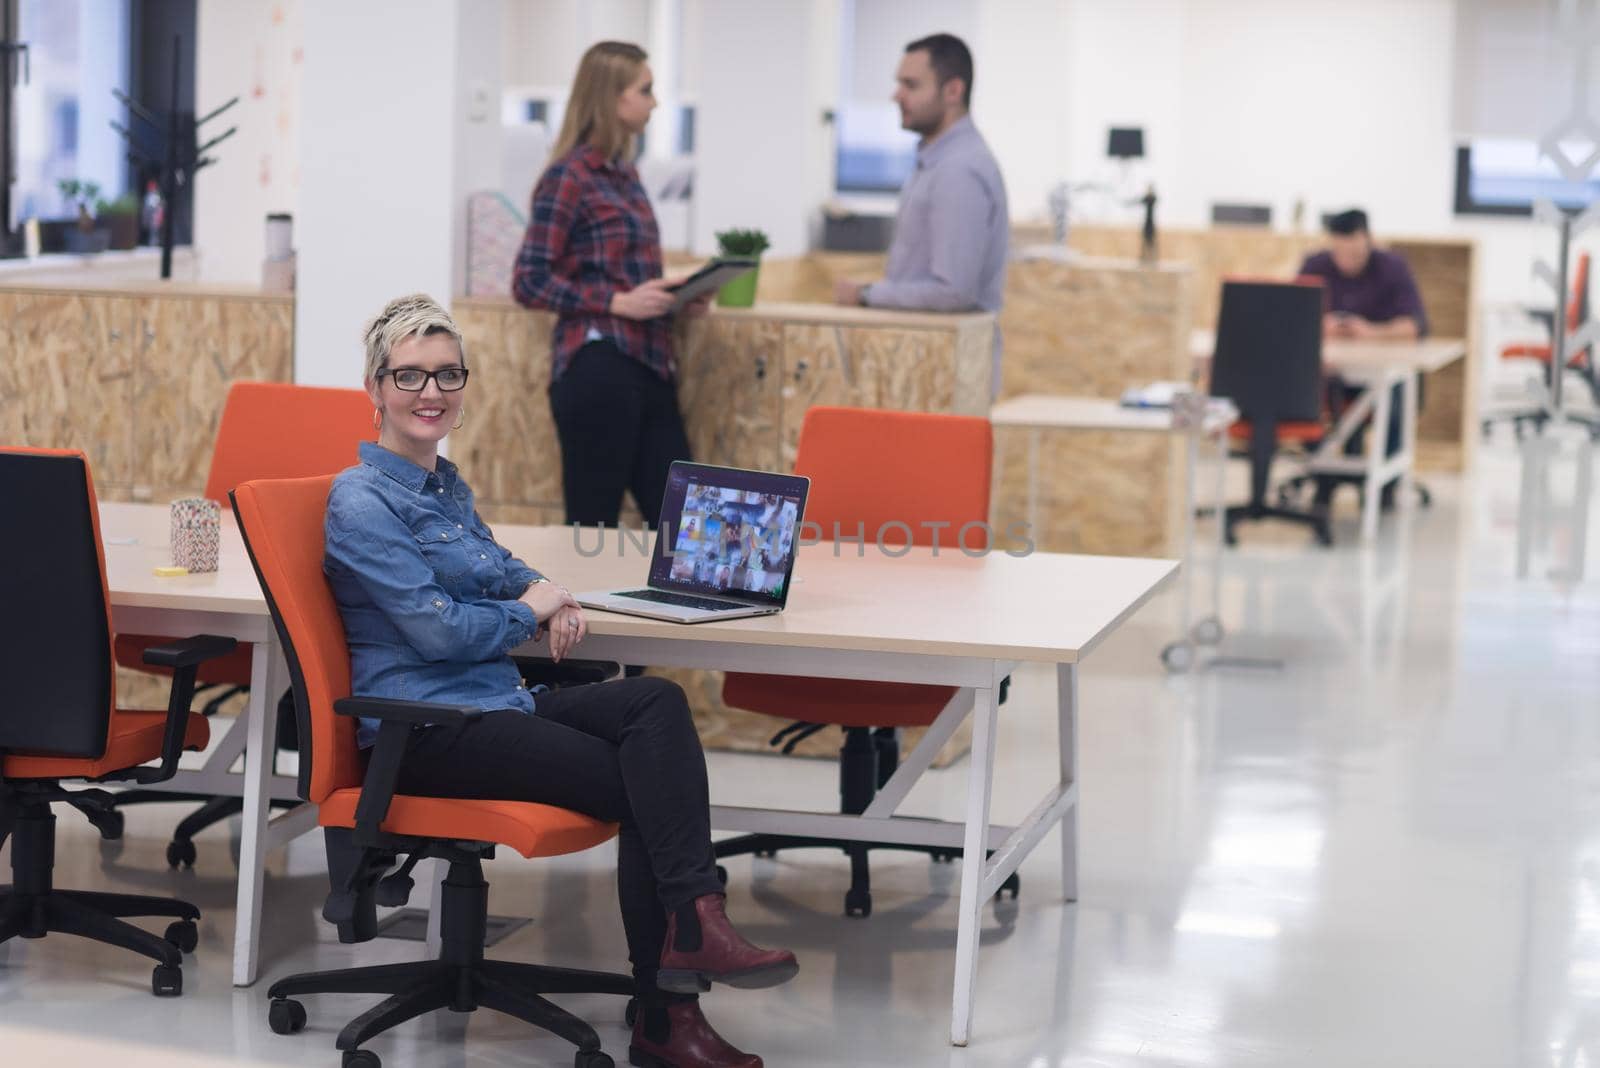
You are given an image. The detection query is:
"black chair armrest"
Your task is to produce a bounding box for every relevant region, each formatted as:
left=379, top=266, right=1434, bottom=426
left=334, top=697, right=478, bottom=847
left=333, top=696, right=478, bottom=725
left=128, top=634, right=239, bottom=785
left=140, top=633, right=239, bottom=669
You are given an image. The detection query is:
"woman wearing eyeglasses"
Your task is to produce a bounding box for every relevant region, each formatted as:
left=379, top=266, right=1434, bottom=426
left=325, top=294, right=794, bottom=1068
left=512, top=40, right=709, bottom=529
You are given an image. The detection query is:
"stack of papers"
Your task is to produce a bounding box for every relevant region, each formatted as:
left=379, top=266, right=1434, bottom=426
left=1119, top=381, right=1190, bottom=408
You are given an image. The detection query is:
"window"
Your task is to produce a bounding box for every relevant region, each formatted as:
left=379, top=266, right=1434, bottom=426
left=1454, top=139, right=1600, bottom=217
left=6, top=0, right=132, bottom=232
left=834, top=100, right=914, bottom=194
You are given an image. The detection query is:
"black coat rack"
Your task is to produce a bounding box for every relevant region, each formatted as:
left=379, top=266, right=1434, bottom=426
left=110, top=34, right=237, bottom=279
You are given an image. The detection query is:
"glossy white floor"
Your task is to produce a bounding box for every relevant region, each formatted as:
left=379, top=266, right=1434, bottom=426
left=3, top=441, right=1599, bottom=1068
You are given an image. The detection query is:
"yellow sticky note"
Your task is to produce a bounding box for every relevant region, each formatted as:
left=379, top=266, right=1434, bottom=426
left=153, top=565, right=189, bottom=577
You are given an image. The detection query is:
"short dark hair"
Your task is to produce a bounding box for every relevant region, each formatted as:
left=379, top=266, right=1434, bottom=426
left=906, top=33, right=973, bottom=108
left=1327, top=209, right=1370, bottom=236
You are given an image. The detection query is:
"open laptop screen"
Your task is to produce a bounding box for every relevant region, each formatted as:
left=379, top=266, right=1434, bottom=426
left=650, top=462, right=810, bottom=607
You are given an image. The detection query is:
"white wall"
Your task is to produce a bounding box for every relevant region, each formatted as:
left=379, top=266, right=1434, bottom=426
left=192, top=0, right=302, bottom=285
left=296, top=0, right=502, bottom=387
left=694, top=0, right=839, bottom=256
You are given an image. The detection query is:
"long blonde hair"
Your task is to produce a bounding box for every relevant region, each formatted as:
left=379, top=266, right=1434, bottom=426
left=549, top=41, right=648, bottom=164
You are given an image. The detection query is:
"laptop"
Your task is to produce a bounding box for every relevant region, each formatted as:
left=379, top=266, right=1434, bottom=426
left=575, top=461, right=811, bottom=624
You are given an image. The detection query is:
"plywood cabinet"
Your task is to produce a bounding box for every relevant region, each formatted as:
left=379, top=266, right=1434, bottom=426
left=0, top=284, right=293, bottom=502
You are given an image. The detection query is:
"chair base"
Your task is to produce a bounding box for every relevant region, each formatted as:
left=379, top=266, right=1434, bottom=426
left=268, top=855, right=632, bottom=1066
left=712, top=725, right=1020, bottom=919
left=1224, top=501, right=1333, bottom=546
left=0, top=797, right=198, bottom=996
left=106, top=791, right=302, bottom=868
left=713, top=832, right=1020, bottom=919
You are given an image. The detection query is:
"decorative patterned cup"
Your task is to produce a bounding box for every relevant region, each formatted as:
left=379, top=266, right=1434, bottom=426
left=1170, top=390, right=1207, bottom=431
left=171, top=497, right=221, bottom=572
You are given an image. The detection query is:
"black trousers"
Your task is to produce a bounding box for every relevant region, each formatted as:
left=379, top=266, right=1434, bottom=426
left=394, top=676, right=723, bottom=991
left=549, top=340, right=692, bottom=527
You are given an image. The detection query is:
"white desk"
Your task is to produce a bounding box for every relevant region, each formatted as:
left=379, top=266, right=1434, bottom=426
left=497, top=527, right=1174, bottom=1044
left=101, top=506, right=1175, bottom=1047
left=990, top=394, right=1235, bottom=671
left=100, top=503, right=317, bottom=988
left=1190, top=330, right=1466, bottom=541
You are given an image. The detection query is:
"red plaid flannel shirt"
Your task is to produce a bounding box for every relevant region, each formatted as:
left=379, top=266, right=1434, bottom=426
left=511, top=145, right=673, bottom=382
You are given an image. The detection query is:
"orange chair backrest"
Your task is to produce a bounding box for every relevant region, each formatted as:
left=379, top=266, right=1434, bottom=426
left=1569, top=252, right=1591, bottom=333
left=231, top=476, right=363, bottom=803
left=204, top=382, right=373, bottom=504
left=0, top=447, right=117, bottom=757
left=793, top=407, right=992, bottom=548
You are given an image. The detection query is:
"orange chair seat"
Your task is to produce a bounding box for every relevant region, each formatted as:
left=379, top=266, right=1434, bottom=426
left=114, top=632, right=256, bottom=685
left=4, top=710, right=210, bottom=781
left=1227, top=419, right=1325, bottom=445
left=723, top=673, right=958, bottom=730
left=1499, top=342, right=1590, bottom=370
left=316, top=790, right=618, bottom=859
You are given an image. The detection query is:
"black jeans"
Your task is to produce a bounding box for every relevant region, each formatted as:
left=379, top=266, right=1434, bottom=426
left=549, top=340, right=692, bottom=527
left=394, top=676, right=723, bottom=990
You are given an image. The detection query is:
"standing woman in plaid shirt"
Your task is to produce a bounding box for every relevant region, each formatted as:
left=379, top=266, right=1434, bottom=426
left=513, top=41, right=708, bottom=528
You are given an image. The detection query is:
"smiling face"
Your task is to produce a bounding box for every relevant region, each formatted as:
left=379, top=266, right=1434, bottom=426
left=616, top=63, right=656, bottom=135
left=367, top=331, right=466, bottom=465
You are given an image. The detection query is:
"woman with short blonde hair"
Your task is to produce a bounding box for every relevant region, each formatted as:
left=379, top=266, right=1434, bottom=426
left=512, top=41, right=707, bottom=529
left=332, top=294, right=790, bottom=1068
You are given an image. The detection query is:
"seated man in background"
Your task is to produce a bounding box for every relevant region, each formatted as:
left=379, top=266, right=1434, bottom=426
left=1298, top=209, right=1428, bottom=504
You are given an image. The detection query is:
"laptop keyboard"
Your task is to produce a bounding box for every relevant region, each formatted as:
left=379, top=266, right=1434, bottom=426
left=613, top=588, right=749, bottom=612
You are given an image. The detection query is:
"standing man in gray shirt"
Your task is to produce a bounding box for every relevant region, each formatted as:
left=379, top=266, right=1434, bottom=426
left=834, top=33, right=1010, bottom=395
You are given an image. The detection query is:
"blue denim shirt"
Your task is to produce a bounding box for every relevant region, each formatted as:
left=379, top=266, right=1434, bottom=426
left=324, top=442, right=545, bottom=747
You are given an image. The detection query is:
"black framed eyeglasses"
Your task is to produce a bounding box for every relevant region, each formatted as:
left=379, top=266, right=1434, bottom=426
left=377, top=366, right=469, bottom=392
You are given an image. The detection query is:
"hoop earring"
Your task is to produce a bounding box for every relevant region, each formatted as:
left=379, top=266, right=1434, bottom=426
left=453, top=407, right=465, bottom=431
left=372, top=408, right=383, bottom=432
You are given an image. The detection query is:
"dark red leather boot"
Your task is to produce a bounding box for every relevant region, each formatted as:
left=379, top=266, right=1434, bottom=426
left=657, top=892, right=799, bottom=993
left=629, top=999, right=763, bottom=1068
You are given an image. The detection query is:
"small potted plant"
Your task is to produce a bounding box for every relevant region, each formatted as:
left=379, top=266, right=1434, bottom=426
left=96, top=193, right=141, bottom=251
left=713, top=227, right=769, bottom=308
left=57, top=179, right=110, bottom=253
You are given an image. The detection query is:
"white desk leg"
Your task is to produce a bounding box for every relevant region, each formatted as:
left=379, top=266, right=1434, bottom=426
left=1027, top=427, right=1041, bottom=547
left=1398, top=371, right=1419, bottom=511
left=949, top=667, right=1001, bottom=1048
left=1057, top=661, right=1079, bottom=902
left=1211, top=428, right=1228, bottom=622
left=233, top=630, right=288, bottom=986
left=1361, top=380, right=1393, bottom=543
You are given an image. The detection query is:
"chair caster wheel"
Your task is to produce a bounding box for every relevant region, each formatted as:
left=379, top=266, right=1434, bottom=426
left=754, top=849, right=777, bottom=859
left=96, top=809, right=125, bottom=841
left=929, top=849, right=957, bottom=863
left=268, top=997, right=307, bottom=1035
left=624, top=996, right=639, bottom=1027
left=715, top=864, right=728, bottom=886
left=574, top=1050, right=614, bottom=1068
left=167, top=839, right=197, bottom=869
left=151, top=964, right=182, bottom=997
left=165, top=920, right=198, bottom=954
left=995, top=873, right=1021, bottom=901
left=343, top=1050, right=381, bottom=1068
left=1191, top=617, right=1224, bottom=645
left=844, top=888, right=872, bottom=918
left=1161, top=641, right=1194, bottom=673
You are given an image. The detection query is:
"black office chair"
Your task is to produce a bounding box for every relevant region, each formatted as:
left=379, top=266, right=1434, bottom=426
left=1209, top=278, right=1334, bottom=546
left=0, top=448, right=238, bottom=996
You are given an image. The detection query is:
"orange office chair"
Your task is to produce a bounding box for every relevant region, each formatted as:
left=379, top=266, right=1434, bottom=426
left=0, top=448, right=236, bottom=996
left=713, top=407, right=1018, bottom=918
left=230, top=475, right=631, bottom=1068
left=1486, top=251, right=1598, bottom=440
left=108, top=381, right=373, bottom=867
